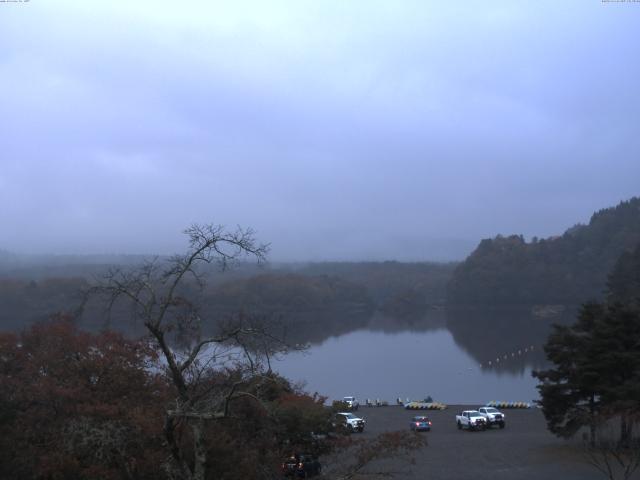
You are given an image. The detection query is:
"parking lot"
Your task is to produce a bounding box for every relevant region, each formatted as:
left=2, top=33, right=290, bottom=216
left=346, top=405, right=619, bottom=480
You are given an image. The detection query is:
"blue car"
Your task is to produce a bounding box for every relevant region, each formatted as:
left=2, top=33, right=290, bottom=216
left=410, top=415, right=432, bottom=431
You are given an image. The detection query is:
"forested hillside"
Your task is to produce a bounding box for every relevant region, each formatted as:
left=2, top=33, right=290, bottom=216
left=204, top=273, right=374, bottom=314
left=607, top=242, right=640, bottom=307
left=0, top=261, right=455, bottom=334
left=447, top=197, right=640, bottom=305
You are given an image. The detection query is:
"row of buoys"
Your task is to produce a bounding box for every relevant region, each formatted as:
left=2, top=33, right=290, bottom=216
left=486, top=400, right=531, bottom=409
left=404, top=402, right=447, bottom=410
left=480, top=345, right=536, bottom=368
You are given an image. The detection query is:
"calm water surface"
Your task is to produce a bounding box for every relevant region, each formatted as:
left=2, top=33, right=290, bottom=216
left=275, top=327, right=542, bottom=405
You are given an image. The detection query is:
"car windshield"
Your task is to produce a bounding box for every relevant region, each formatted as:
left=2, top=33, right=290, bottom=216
left=343, top=413, right=357, bottom=419
left=344, top=397, right=354, bottom=401
left=485, top=408, right=499, bottom=413
left=413, top=417, right=429, bottom=422
left=469, top=411, right=482, bottom=417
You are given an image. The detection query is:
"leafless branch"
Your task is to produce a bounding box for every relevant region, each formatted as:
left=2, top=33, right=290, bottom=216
left=81, top=223, right=284, bottom=480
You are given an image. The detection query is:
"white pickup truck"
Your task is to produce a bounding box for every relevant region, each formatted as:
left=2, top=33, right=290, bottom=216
left=343, top=396, right=359, bottom=411
left=478, top=406, right=506, bottom=428
left=334, top=412, right=366, bottom=433
left=456, top=410, right=487, bottom=431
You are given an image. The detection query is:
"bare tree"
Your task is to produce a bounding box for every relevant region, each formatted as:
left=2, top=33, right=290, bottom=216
left=582, top=411, right=640, bottom=480
left=85, top=224, right=289, bottom=480
left=322, top=432, right=427, bottom=479
left=583, top=439, right=640, bottom=480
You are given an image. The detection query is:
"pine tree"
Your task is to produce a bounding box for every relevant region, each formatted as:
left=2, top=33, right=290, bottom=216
left=534, top=242, right=640, bottom=446
left=533, top=303, right=604, bottom=445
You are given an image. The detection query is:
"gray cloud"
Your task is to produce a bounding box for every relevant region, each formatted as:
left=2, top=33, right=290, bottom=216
left=1, top=0, right=638, bottom=261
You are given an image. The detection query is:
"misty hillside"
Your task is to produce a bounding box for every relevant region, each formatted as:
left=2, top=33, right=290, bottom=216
left=447, top=197, right=640, bottom=306
left=0, top=258, right=456, bottom=333
left=204, top=273, right=373, bottom=314
left=285, top=261, right=454, bottom=307
left=607, top=242, right=640, bottom=308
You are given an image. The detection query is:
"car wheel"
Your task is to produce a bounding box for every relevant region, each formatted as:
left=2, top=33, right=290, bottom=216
left=499, top=422, right=505, bottom=429
left=457, top=421, right=462, bottom=430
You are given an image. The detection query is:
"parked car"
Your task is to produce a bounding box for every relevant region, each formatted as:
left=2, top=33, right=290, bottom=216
left=343, top=396, right=359, bottom=410
left=334, top=412, right=366, bottom=433
left=478, top=406, right=506, bottom=428
left=409, top=415, right=432, bottom=432
left=455, top=410, right=487, bottom=431
left=281, top=453, right=321, bottom=478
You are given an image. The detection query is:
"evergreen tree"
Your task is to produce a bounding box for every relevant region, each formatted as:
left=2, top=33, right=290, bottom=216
left=534, top=243, right=640, bottom=446
left=590, top=303, right=640, bottom=446
left=607, top=243, right=640, bottom=308
left=533, top=303, right=604, bottom=445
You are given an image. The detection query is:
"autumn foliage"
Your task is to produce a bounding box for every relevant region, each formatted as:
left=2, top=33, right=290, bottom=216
left=0, top=317, right=168, bottom=479
left=0, top=319, right=338, bottom=479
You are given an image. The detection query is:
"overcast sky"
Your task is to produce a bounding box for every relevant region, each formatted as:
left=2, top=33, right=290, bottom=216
left=1, top=0, right=639, bottom=261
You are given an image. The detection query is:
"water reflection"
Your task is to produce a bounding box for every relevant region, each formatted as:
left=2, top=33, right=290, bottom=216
left=274, top=307, right=575, bottom=404
left=446, top=307, right=561, bottom=375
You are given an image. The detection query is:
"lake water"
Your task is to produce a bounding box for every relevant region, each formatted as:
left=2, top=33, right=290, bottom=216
left=275, top=328, right=540, bottom=404
left=273, top=308, right=566, bottom=405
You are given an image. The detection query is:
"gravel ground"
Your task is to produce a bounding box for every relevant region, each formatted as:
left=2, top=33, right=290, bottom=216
left=342, top=405, right=637, bottom=480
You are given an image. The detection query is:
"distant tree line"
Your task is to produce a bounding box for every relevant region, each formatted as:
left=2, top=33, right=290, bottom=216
left=0, top=261, right=456, bottom=335
left=291, top=261, right=454, bottom=308
left=205, top=273, right=373, bottom=314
